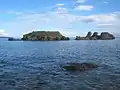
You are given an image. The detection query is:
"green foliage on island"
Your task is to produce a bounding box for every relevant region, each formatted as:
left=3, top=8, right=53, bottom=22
left=22, top=31, right=70, bottom=41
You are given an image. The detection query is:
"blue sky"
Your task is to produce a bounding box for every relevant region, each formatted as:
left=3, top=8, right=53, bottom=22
left=0, top=0, right=120, bottom=37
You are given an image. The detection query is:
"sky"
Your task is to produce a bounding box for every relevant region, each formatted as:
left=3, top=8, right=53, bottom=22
left=0, top=0, right=120, bottom=37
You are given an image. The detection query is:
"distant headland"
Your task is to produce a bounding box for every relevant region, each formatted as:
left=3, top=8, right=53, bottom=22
left=8, top=31, right=115, bottom=41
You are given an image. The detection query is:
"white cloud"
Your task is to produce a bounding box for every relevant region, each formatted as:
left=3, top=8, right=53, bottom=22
left=1, top=6, right=120, bottom=37
left=0, top=29, right=8, bottom=36
left=97, top=23, right=113, bottom=27
left=56, top=3, right=64, bottom=7
left=104, top=1, right=108, bottom=4
left=85, top=12, right=120, bottom=34
left=81, top=13, right=117, bottom=23
left=7, top=11, right=23, bottom=15
left=76, top=0, right=87, bottom=3
left=75, top=5, right=94, bottom=11
left=2, top=8, right=77, bottom=37
left=55, top=7, right=68, bottom=14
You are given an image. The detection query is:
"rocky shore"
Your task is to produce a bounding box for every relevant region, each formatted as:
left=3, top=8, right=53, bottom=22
left=75, top=32, right=115, bottom=40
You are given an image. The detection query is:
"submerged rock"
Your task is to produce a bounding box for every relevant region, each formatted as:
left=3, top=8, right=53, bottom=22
left=63, top=63, right=98, bottom=71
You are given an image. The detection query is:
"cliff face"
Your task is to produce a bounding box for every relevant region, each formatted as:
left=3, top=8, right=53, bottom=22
left=100, top=32, right=115, bottom=40
left=75, top=32, right=115, bottom=40
left=22, top=31, right=69, bottom=41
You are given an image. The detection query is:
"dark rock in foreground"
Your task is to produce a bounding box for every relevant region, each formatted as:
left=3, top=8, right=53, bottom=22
left=75, top=31, right=115, bottom=40
left=22, top=31, right=70, bottom=41
left=63, top=63, right=98, bottom=71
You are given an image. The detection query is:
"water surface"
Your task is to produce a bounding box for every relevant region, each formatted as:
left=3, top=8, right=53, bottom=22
left=0, top=38, right=120, bottom=90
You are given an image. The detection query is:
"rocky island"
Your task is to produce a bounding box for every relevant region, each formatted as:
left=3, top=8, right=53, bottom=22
left=75, top=32, right=115, bottom=40
left=21, top=31, right=70, bottom=41
left=8, top=37, right=21, bottom=41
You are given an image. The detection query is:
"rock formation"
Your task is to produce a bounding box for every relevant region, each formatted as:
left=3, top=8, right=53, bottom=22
left=86, top=31, right=92, bottom=38
left=63, top=63, right=98, bottom=72
left=22, top=31, right=70, bottom=41
left=100, top=32, right=115, bottom=40
left=75, top=32, right=115, bottom=40
left=8, top=37, right=21, bottom=41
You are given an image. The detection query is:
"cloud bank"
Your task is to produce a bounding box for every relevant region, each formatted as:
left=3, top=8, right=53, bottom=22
left=75, top=5, right=94, bottom=11
left=0, top=29, right=8, bottom=36
left=0, top=0, right=120, bottom=37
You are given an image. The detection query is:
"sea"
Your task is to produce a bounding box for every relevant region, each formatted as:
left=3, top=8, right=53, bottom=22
left=0, top=38, right=120, bottom=90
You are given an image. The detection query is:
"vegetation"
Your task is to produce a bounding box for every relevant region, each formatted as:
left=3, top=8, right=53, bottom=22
left=22, top=31, right=70, bottom=41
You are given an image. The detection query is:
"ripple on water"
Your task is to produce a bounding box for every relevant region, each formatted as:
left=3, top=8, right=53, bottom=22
left=0, top=40, right=120, bottom=90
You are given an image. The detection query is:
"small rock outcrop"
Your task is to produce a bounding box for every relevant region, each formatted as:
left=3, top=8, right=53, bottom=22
left=75, top=32, right=115, bottom=40
left=8, top=37, right=21, bottom=41
left=63, top=63, right=98, bottom=71
left=22, top=31, right=70, bottom=41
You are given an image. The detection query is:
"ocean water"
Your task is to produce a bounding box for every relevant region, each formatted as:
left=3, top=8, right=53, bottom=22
left=0, top=38, right=120, bottom=90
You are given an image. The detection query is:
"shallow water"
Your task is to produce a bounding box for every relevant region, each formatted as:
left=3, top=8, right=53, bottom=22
left=0, top=39, right=120, bottom=90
